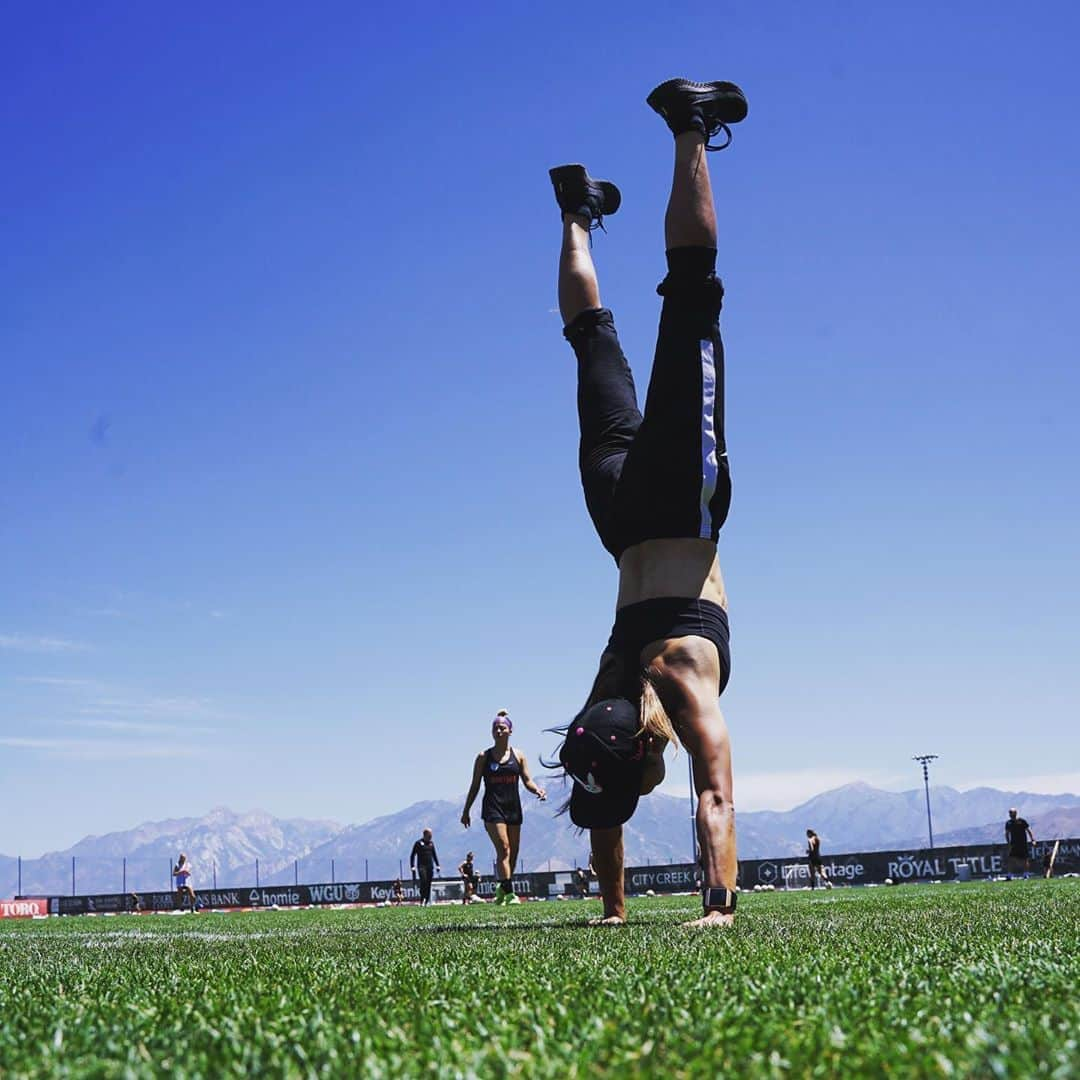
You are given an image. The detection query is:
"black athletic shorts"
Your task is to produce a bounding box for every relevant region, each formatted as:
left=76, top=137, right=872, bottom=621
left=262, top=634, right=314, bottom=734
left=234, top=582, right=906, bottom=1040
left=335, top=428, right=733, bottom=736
left=564, top=246, right=731, bottom=563
left=481, top=804, right=523, bottom=827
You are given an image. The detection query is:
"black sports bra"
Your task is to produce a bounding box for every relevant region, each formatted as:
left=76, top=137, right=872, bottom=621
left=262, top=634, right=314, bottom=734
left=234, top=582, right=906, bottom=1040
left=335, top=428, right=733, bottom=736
left=606, top=597, right=731, bottom=695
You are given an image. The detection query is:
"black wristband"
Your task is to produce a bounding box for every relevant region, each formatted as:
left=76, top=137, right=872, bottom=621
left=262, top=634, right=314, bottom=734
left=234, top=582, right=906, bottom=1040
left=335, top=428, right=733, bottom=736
left=703, top=886, right=737, bottom=914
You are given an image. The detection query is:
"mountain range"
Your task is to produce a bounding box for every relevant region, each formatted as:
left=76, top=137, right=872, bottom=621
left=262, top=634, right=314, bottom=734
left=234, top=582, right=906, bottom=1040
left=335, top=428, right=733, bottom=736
left=3, top=783, right=1078, bottom=897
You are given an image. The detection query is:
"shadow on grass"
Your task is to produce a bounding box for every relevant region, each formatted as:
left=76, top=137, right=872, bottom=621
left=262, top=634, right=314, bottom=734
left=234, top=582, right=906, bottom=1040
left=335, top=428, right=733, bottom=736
left=400, top=913, right=678, bottom=935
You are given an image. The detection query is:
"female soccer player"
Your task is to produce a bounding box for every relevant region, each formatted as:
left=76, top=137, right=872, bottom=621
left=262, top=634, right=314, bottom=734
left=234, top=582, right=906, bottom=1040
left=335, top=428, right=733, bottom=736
left=173, top=852, right=197, bottom=912
left=549, top=78, right=748, bottom=927
left=806, top=829, right=833, bottom=889
left=458, top=851, right=481, bottom=904
left=461, top=710, right=547, bottom=904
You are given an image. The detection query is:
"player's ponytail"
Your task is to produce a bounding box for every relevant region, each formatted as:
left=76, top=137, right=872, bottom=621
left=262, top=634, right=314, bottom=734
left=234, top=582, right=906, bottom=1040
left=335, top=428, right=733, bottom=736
left=639, top=676, right=678, bottom=750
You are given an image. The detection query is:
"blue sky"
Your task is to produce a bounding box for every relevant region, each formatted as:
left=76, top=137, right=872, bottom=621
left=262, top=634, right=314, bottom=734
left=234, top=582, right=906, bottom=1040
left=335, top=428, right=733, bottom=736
left=3, top=3, right=1078, bottom=856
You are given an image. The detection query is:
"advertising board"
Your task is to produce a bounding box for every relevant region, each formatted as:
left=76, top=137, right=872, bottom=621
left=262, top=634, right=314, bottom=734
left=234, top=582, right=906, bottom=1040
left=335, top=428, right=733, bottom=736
left=44, top=839, right=1078, bottom=915
left=0, top=897, right=49, bottom=918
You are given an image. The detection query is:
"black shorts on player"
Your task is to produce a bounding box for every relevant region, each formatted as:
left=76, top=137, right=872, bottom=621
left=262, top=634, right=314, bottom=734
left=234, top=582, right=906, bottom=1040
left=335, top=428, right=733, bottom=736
left=564, top=246, right=730, bottom=563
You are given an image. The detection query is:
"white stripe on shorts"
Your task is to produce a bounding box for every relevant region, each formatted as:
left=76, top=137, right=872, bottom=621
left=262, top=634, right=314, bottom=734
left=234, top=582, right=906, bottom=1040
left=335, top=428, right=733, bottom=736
left=698, top=338, right=718, bottom=539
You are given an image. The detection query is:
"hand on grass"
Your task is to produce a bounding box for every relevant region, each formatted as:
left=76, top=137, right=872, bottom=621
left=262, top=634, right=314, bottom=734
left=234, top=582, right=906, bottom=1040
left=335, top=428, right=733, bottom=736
left=681, top=911, right=735, bottom=929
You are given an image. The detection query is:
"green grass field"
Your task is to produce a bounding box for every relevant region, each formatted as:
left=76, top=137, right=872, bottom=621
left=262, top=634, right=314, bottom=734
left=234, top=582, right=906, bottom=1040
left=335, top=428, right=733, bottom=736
left=1, top=881, right=1077, bottom=1078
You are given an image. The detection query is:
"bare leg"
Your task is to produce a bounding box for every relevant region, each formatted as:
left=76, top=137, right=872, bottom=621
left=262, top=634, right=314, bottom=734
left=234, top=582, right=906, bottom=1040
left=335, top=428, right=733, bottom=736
left=656, top=134, right=730, bottom=927
left=665, top=132, right=717, bottom=250
left=589, top=827, right=626, bottom=925
left=559, top=214, right=601, bottom=324
left=507, top=824, right=522, bottom=874
left=485, top=822, right=512, bottom=881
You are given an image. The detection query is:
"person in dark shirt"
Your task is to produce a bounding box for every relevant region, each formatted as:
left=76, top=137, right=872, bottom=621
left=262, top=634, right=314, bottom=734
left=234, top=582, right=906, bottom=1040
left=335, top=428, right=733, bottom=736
left=458, top=851, right=480, bottom=904
left=461, top=710, right=547, bottom=904
left=1004, top=808, right=1035, bottom=879
left=574, top=863, right=592, bottom=899
left=546, top=77, right=747, bottom=929
left=409, top=828, right=441, bottom=905
left=806, top=830, right=833, bottom=890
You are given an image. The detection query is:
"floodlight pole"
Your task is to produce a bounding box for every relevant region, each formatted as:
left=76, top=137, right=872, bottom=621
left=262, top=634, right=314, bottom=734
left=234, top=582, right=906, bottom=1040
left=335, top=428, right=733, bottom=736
left=913, top=754, right=938, bottom=849
left=688, top=757, right=699, bottom=867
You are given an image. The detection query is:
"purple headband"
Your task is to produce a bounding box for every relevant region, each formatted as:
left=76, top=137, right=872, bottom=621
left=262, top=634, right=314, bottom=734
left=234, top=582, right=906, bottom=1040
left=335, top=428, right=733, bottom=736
left=492, top=712, right=512, bottom=733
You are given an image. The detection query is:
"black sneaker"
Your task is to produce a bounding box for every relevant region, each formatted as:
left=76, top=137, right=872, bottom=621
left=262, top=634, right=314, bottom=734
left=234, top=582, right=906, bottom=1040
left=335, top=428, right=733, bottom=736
left=646, top=79, right=748, bottom=150
left=549, top=164, right=621, bottom=231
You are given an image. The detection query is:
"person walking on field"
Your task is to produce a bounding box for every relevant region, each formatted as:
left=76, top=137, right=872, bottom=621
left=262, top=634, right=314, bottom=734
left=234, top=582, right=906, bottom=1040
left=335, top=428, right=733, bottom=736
left=409, top=828, right=441, bottom=906
left=548, top=77, right=747, bottom=927
left=574, top=862, right=592, bottom=899
left=806, top=829, right=833, bottom=890
left=173, top=852, right=197, bottom=912
left=458, top=851, right=481, bottom=904
left=1005, top=808, right=1035, bottom=880
left=461, top=710, right=547, bottom=904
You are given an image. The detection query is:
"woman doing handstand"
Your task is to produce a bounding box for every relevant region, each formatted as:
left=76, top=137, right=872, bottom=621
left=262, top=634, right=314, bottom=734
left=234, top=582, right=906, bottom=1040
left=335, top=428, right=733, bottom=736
left=549, top=77, right=748, bottom=927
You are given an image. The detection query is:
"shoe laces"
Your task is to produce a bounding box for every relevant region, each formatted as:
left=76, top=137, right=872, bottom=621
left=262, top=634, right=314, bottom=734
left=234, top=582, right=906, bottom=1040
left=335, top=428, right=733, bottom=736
left=557, top=181, right=607, bottom=244
left=587, top=214, right=607, bottom=248
left=704, top=122, right=733, bottom=152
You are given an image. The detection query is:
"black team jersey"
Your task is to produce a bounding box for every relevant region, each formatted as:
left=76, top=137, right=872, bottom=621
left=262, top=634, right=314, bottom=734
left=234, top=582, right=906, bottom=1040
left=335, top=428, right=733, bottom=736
left=1005, top=817, right=1030, bottom=857
left=410, top=837, right=439, bottom=871
left=481, top=747, right=524, bottom=825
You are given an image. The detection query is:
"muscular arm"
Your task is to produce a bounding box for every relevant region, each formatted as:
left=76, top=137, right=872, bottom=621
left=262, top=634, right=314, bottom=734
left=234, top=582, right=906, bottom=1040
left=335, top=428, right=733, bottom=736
left=647, top=641, right=736, bottom=925
left=590, top=826, right=626, bottom=923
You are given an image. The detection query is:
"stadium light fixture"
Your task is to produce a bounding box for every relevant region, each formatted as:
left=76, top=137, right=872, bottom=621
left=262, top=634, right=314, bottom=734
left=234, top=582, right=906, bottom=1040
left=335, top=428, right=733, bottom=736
left=913, top=754, right=939, bottom=849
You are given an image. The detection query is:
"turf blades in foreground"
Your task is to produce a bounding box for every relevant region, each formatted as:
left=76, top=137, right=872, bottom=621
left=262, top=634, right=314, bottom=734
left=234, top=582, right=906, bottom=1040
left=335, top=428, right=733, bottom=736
left=0, top=881, right=1077, bottom=1077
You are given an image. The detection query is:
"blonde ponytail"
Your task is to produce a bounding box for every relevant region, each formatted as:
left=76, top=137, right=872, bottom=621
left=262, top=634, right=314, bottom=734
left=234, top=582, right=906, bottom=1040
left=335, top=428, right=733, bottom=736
left=639, top=676, right=678, bottom=751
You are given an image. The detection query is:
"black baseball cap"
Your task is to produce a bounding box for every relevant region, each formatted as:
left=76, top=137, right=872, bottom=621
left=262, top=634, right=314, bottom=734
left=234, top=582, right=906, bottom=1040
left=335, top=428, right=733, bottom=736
left=559, top=698, right=646, bottom=829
